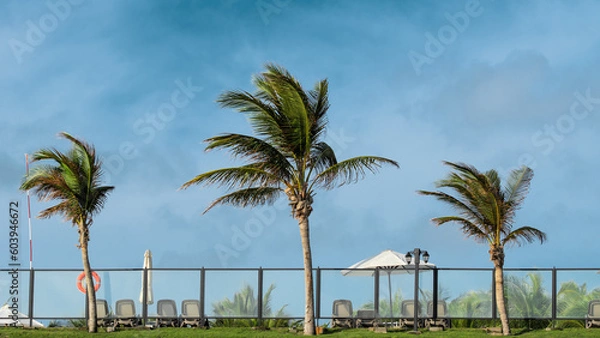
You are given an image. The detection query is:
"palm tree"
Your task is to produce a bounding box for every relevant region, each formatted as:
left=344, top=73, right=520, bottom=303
left=181, top=64, right=398, bottom=335
left=20, top=132, right=114, bottom=333
left=418, top=161, right=546, bottom=335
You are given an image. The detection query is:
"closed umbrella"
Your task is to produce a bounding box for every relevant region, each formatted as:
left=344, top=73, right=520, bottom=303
left=342, top=249, right=435, bottom=318
left=139, top=250, right=153, bottom=305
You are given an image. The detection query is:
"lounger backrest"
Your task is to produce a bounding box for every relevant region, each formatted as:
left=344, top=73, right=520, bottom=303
left=181, top=300, right=200, bottom=317
left=332, top=299, right=352, bottom=317
left=356, top=309, right=375, bottom=319
left=590, top=300, right=600, bottom=318
left=402, top=300, right=416, bottom=317
left=157, top=299, right=177, bottom=317
left=115, top=299, right=136, bottom=317
left=427, top=300, right=447, bottom=317
left=96, top=299, right=109, bottom=318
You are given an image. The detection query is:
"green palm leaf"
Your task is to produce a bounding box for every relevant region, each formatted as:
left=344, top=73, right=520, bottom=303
left=204, top=187, right=281, bottom=213
left=313, top=156, right=399, bottom=189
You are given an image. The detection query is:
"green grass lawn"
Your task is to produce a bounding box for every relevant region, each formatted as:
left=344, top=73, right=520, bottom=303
left=0, top=327, right=599, bottom=337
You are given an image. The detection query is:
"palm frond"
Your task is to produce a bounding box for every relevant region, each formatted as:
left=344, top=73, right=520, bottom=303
left=217, top=91, right=285, bottom=144
left=430, top=216, right=490, bottom=243
left=308, top=79, right=329, bottom=141
left=502, top=226, right=547, bottom=246
left=308, top=142, right=337, bottom=177
left=204, top=187, right=282, bottom=214
left=504, top=166, right=534, bottom=207
left=416, top=190, right=485, bottom=225
left=204, top=134, right=293, bottom=179
left=313, top=156, right=399, bottom=190
left=271, top=76, right=311, bottom=159
left=180, top=166, right=280, bottom=191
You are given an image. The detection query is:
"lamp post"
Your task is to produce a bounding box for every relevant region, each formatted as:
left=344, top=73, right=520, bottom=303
left=405, top=248, right=429, bottom=334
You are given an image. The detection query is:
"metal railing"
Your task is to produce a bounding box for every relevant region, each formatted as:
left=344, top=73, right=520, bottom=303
left=1, top=266, right=599, bottom=326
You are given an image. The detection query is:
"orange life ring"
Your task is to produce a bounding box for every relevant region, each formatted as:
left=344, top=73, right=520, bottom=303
left=76, top=271, right=101, bottom=293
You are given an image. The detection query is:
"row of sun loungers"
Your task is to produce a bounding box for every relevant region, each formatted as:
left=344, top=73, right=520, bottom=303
left=96, top=299, right=207, bottom=328
left=331, top=299, right=450, bottom=329
left=95, top=298, right=600, bottom=329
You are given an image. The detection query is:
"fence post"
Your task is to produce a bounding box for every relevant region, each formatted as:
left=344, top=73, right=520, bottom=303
left=374, top=267, right=379, bottom=317
left=200, top=267, right=205, bottom=321
left=316, top=267, right=321, bottom=324
left=257, top=267, right=263, bottom=326
left=433, top=267, right=438, bottom=320
left=28, top=269, right=35, bottom=327
left=142, top=268, right=148, bottom=325
left=551, top=267, right=557, bottom=325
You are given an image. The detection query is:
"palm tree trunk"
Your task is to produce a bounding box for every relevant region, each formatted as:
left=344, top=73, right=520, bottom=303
left=80, top=226, right=97, bottom=333
left=298, top=215, right=315, bottom=335
left=494, top=261, right=510, bottom=335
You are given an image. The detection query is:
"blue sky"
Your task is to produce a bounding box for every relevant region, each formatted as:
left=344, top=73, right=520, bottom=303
left=2, top=0, right=600, bottom=276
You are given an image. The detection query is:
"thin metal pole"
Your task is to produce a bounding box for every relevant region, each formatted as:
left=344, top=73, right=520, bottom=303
left=142, top=268, right=148, bottom=325
left=257, top=267, right=263, bottom=326
left=413, top=248, right=420, bottom=333
left=433, top=267, right=438, bottom=320
left=316, top=267, right=321, bottom=323
left=28, top=269, right=34, bottom=328
left=387, top=272, right=393, bottom=318
left=374, top=267, right=380, bottom=318
left=551, top=267, right=557, bottom=325
left=200, top=268, right=205, bottom=320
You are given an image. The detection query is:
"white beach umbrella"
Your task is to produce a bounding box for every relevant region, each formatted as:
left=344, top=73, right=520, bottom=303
left=341, top=249, right=435, bottom=317
left=0, top=304, right=44, bottom=327
left=139, top=250, right=153, bottom=305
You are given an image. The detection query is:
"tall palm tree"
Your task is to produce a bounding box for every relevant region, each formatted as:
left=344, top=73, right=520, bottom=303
left=418, top=161, right=546, bottom=335
left=20, top=132, right=114, bottom=333
left=181, top=64, right=398, bottom=335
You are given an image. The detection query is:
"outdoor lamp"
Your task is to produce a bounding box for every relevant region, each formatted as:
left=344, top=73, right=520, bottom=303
left=405, top=251, right=412, bottom=264
left=423, top=251, right=430, bottom=263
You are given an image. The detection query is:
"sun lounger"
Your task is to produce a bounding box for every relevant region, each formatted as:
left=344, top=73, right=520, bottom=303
left=399, top=300, right=422, bottom=329
left=180, top=299, right=203, bottom=327
left=586, top=300, right=600, bottom=329
left=331, top=299, right=354, bottom=328
left=96, top=299, right=112, bottom=327
left=113, top=299, right=140, bottom=327
left=425, top=300, right=450, bottom=329
left=355, top=309, right=378, bottom=327
left=156, top=299, right=179, bottom=327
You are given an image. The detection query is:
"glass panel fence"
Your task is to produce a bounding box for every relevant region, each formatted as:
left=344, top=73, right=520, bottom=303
left=438, top=269, right=493, bottom=319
